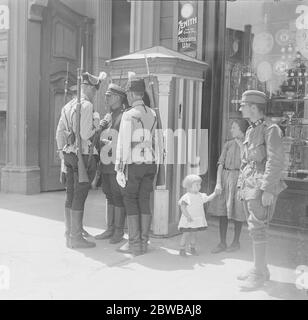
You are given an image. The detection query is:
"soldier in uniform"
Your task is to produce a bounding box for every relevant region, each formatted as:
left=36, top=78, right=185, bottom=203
left=56, top=72, right=106, bottom=249
left=115, top=77, right=162, bottom=256
left=95, top=83, right=128, bottom=244
left=237, top=90, right=287, bottom=290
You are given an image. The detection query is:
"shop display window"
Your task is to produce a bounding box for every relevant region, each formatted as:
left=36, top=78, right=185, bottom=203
left=224, top=0, right=308, bottom=182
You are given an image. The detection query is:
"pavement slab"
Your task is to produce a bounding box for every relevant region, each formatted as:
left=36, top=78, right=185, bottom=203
left=0, top=190, right=307, bottom=300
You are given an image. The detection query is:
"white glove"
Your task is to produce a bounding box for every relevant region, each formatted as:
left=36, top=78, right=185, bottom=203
left=98, top=71, right=108, bottom=82
left=116, top=172, right=126, bottom=188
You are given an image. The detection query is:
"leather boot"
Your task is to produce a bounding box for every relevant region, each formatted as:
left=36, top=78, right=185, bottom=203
left=69, top=210, right=96, bottom=249
left=110, top=207, right=126, bottom=244
left=240, top=242, right=268, bottom=290
left=118, top=215, right=142, bottom=256
left=64, top=207, right=71, bottom=247
left=95, top=203, right=115, bottom=240
left=140, top=214, right=152, bottom=254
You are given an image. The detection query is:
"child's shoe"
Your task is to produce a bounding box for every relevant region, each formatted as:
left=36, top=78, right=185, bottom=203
left=179, top=249, right=187, bottom=257
left=190, top=247, right=199, bottom=256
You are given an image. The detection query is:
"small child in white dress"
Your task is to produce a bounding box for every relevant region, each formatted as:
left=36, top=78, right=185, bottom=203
left=178, top=174, right=218, bottom=256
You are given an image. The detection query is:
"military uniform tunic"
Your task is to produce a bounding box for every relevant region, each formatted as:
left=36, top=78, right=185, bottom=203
left=56, top=94, right=98, bottom=211
left=238, top=118, right=287, bottom=242
left=115, top=100, right=159, bottom=215
left=99, top=108, right=125, bottom=207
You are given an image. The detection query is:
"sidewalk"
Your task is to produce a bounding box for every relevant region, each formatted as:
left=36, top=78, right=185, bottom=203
left=0, top=190, right=307, bottom=300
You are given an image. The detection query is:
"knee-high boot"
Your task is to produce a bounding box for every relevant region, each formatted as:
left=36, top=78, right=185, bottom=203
left=69, top=210, right=96, bottom=249
left=240, top=241, right=268, bottom=290
left=140, top=214, right=152, bottom=254
left=109, top=207, right=126, bottom=244
left=117, top=215, right=141, bottom=255
left=95, top=203, right=115, bottom=240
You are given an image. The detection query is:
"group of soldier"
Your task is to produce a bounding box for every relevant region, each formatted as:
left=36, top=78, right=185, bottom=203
left=56, top=70, right=161, bottom=257
left=56, top=68, right=286, bottom=290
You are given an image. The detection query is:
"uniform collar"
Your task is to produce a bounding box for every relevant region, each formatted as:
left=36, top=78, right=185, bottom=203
left=249, top=118, right=264, bottom=128
left=132, top=100, right=144, bottom=108
left=81, top=93, right=90, bottom=102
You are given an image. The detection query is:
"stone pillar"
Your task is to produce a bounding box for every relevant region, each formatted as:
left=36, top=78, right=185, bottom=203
left=130, top=0, right=160, bottom=53
left=1, top=0, right=47, bottom=194
left=152, top=75, right=172, bottom=236
left=86, top=0, right=112, bottom=115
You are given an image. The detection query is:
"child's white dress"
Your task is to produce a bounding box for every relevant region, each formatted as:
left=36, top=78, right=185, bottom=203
left=178, top=192, right=209, bottom=232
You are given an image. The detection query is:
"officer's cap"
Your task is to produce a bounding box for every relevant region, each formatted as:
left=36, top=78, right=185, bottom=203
left=127, top=78, right=146, bottom=93
left=82, top=72, right=106, bottom=90
left=105, top=83, right=126, bottom=98
left=240, top=90, right=267, bottom=105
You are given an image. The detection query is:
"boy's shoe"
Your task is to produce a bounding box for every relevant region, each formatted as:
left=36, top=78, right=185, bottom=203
left=179, top=249, right=187, bottom=257
left=190, top=247, right=199, bottom=256
left=211, top=243, right=227, bottom=254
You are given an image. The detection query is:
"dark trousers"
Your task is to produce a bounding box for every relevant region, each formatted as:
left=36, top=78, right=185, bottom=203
left=101, top=173, right=124, bottom=207
left=64, top=152, right=97, bottom=211
left=121, top=164, right=157, bottom=217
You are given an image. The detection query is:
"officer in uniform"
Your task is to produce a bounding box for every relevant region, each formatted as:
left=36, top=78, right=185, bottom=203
left=56, top=72, right=106, bottom=249
left=237, top=90, right=287, bottom=290
left=115, top=77, right=161, bottom=256
left=95, top=83, right=128, bottom=244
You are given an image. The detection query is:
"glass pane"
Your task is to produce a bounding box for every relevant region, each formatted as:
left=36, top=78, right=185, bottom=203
left=224, top=0, right=308, bottom=181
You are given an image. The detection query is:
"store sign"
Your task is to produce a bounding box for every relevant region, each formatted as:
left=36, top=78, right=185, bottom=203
left=178, top=1, right=198, bottom=58
left=0, top=5, right=9, bottom=30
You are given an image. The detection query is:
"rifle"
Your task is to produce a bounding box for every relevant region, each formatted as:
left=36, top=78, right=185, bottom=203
left=59, top=62, right=70, bottom=185
left=144, top=54, right=166, bottom=186
left=76, top=46, right=90, bottom=183
left=64, top=62, right=69, bottom=105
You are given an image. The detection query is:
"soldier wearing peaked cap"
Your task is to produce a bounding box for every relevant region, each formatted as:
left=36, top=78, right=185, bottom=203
left=237, top=90, right=287, bottom=290
left=95, top=83, right=129, bottom=245
left=115, top=77, right=164, bottom=256
left=56, top=71, right=107, bottom=249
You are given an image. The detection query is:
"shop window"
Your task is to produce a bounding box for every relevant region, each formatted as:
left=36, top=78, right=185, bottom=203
left=224, top=0, right=308, bottom=179
left=111, top=0, right=131, bottom=58
left=224, top=0, right=308, bottom=229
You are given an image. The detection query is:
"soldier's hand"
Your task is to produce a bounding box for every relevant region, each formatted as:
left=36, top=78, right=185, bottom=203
left=262, top=191, right=274, bottom=207
left=116, top=172, right=126, bottom=188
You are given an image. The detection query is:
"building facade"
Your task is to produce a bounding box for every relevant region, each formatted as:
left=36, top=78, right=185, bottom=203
left=1, top=0, right=307, bottom=232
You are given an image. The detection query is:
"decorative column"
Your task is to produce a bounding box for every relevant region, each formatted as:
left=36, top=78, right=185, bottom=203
left=1, top=0, right=47, bottom=194
left=152, top=75, right=172, bottom=236
left=130, top=0, right=160, bottom=53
